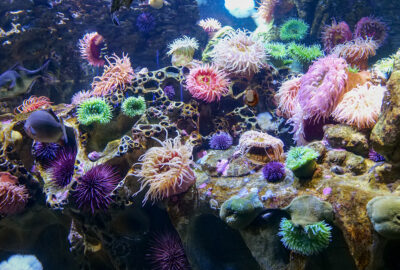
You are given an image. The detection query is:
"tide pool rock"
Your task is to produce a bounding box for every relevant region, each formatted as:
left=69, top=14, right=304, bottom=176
left=367, top=196, right=400, bottom=239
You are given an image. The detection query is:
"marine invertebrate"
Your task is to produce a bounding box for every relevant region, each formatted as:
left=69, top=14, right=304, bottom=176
left=279, top=19, right=309, bottom=41
left=275, top=76, right=301, bottom=118
left=0, top=180, right=29, bottom=215
left=211, top=29, right=266, bottom=76
left=243, top=89, right=259, bottom=107
left=147, top=231, right=190, bottom=270
left=78, top=32, right=106, bottom=67
left=256, top=0, right=279, bottom=23
left=262, top=161, right=286, bottom=182
left=331, top=83, right=386, bottom=129
left=198, top=18, right=222, bottom=37
left=373, top=56, right=395, bottom=77
left=354, top=16, right=387, bottom=47
left=369, top=149, right=385, bottom=162
left=91, top=53, right=134, bottom=96
left=14, top=96, right=52, bottom=114
left=136, top=12, right=156, bottom=33
left=49, top=149, right=76, bottom=188
left=265, top=42, right=287, bottom=59
left=347, top=65, right=360, bottom=73
left=321, top=20, right=352, bottom=53
left=278, top=218, right=332, bottom=255
left=32, top=142, right=61, bottom=169
left=288, top=43, right=323, bottom=63
left=71, top=90, right=93, bottom=105
left=163, top=85, right=175, bottom=99
left=285, top=146, right=318, bottom=179
left=0, top=254, right=43, bottom=270
left=121, top=96, right=146, bottom=117
left=135, top=136, right=196, bottom=203
left=224, top=0, right=255, bottom=18
left=185, top=64, right=230, bottom=103
left=298, top=56, right=348, bottom=121
left=209, top=131, right=233, bottom=150
left=77, top=97, right=113, bottom=125
left=330, top=38, right=377, bottom=70
left=237, top=130, right=284, bottom=164
left=74, top=164, right=121, bottom=213
left=167, top=36, right=199, bottom=66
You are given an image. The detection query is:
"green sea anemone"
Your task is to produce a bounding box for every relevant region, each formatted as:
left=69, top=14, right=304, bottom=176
left=347, top=65, right=360, bottom=73
left=121, top=96, right=146, bottom=117
left=77, top=98, right=112, bottom=125
left=288, top=43, right=323, bottom=63
left=265, top=42, right=288, bottom=59
left=278, top=218, right=332, bottom=256
left=373, top=56, right=395, bottom=76
left=286, top=146, right=319, bottom=179
left=280, top=19, right=309, bottom=41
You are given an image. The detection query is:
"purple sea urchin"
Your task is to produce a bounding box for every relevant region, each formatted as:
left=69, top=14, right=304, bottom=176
left=32, top=142, right=62, bottom=169
left=163, top=85, right=175, bottom=100
left=136, top=12, right=156, bottom=33
left=262, top=161, right=286, bottom=182
left=50, top=149, right=76, bottom=188
left=74, top=164, right=121, bottom=213
left=209, top=132, right=233, bottom=150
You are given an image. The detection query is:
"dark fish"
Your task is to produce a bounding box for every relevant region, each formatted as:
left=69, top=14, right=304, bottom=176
left=24, top=109, right=68, bottom=144
left=111, top=12, right=120, bottom=26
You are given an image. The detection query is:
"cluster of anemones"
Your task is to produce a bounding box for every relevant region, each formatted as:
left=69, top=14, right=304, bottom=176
left=78, top=32, right=106, bottom=67
left=14, top=96, right=52, bottom=114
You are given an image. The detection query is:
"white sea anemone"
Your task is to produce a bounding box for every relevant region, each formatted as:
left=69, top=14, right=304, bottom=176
left=224, top=0, right=255, bottom=18
left=198, top=18, right=222, bottom=34
left=167, top=36, right=199, bottom=66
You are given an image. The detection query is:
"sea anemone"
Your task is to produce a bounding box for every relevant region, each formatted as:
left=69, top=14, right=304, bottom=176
left=297, top=56, right=348, bottom=122
left=74, top=164, right=121, bottom=213
left=265, top=42, right=287, bottom=59
left=147, top=231, right=190, bottom=270
left=135, top=136, right=196, bottom=204
left=49, top=149, right=76, bottom=188
left=71, top=90, right=94, bottom=105
left=163, top=85, right=175, bottom=99
left=256, top=0, right=279, bottom=24
left=167, top=36, right=199, bottom=66
left=121, top=96, right=146, bottom=117
left=14, top=96, right=52, bottom=114
left=280, top=19, right=309, bottom=41
left=78, top=32, right=106, bottom=67
left=0, top=181, right=29, bottom=215
left=198, top=18, right=222, bottom=37
left=275, top=76, right=301, bottom=118
left=354, top=16, right=388, bottom=47
left=369, top=149, right=385, bottom=162
left=331, top=83, right=386, bottom=130
left=0, top=254, right=43, bottom=270
left=185, top=64, right=230, bottom=103
left=286, top=146, right=318, bottom=179
left=237, top=130, right=284, bottom=164
left=211, top=29, right=267, bottom=76
left=77, top=97, right=113, bottom=125
left=136, top=12, right=156, bottom=33
left=373, top=56, right=395, bottom=77
left=262, top=161, right=286, bottom=182
left=347, top=65, right=360, bottom=74
left=321, top=20, right=352, bottom=53
left=278, top=218, right=332, bottom=256
left=32, top=142, right=61, bottom=169
left=330, top=38, right=377, bottom=70
left=287, top=43, right=323, bottom=63
left=209, top=132, right=233, bottom=150
left=91, top=53, right=134, bottom=96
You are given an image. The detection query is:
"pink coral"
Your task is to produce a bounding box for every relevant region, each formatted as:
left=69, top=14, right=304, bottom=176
left=354, top=16, right=388, bottom=47
left=275, top=76, right=301, bottom=118
left=185, top=64, right=230, bottom=103
left=321, top=20, right=352, bottom=53
left=78, top=32, right=105, bottom=67
left=297, top=56, right=348, bottom=122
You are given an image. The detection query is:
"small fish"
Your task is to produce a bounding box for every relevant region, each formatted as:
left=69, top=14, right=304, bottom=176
left=24, top=109, right=68, bottom=144
left=111, top=12, right=120, bottom=26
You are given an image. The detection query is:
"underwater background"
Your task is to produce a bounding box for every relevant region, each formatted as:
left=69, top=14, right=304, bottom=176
left=0, top=0, right=400, bottom=269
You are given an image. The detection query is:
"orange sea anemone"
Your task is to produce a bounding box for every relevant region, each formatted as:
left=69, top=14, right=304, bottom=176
left=14, top=96, right=52, bottom=114
left=331, top=83, right=386, bottom=130
left=198, top=18, right=222, bottom=37
left=330, top=38, right=377, bottom=70
left=275, top=76, right=301, bottom=118
left=79, top=32, right=106, bottom=67
left=185, top=64, right=230, bottom=103
left=135, top=136, right=196, bottom=204
left=91, top=53, right=135, bottom=96
left=257, top=0, right=279, bottom=24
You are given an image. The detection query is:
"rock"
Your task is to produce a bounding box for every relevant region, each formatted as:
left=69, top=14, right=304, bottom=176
left=324, top=124, right=369, bottom=156
left=307, top=141, right=327, bottom=163
left=345, top=153, right=366, bottom=175
left=326, top=149, right=348, bottom=166
left=219, top=191, right=265, bottom=230
left=367, top=196, right=400, bottom=239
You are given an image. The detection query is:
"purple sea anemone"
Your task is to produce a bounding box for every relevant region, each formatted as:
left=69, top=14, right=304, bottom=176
left=50, top=149, right=76, bottom=187
left=147, top=231, right=190, bottom=270
left=32, top=142, right=61, bottom=169
left=136, top=12, right=156, bottom=33
left=262, top=161, right=286, bottom=182
left=74, top=164, right=121, bottom=213
left=354, top=16, right=388, bottom=47
left=209, top=132, right=233, bottom=150
left=163, top=85, right=175, bottom=100
left=321, top=20, right=352, bottom=52
left=368, top=149, right=385, bottom=162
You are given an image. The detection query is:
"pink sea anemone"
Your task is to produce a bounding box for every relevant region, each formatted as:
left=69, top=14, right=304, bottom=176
left=330, top=38, right=377, bottom=70
left=71, top=90, right=94, bottom=105
left=298, top=56, right=348, bottom=122
left=354, top=16, right=388, bottom=47
left=331, top=83, right=386, bottom=129
left=321, top=20, right=352, bottom=53
left=275, top=76, right=301, bottom=118
left=0, top=173, right=29, bottom=215
left=78, top=32, right=106, bottom=67
left=185, top=64, right=230, bottom=103
left=198, top=18, right=222, bottom=37
left=257, top=0, right=279, bottom=24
